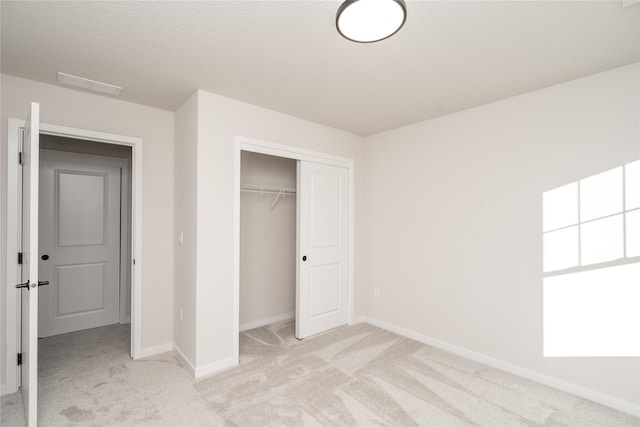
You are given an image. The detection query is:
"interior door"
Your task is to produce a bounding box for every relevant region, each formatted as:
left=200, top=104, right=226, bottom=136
left=38, top=153, right=122, bottom=337
left=296, top=161, right=349, bottom=339
left=19, top=102, right=40, bottom=426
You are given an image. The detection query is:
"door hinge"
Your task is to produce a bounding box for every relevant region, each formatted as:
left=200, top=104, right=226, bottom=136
left=18, top=252, right=23, bottom=265
left=18, top=152, right=23, bottom=165
left=17, top=353, right=22, bottom=366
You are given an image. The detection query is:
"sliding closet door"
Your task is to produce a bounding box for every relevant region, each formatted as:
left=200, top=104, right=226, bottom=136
left=296, top=161, right=349, bottom=339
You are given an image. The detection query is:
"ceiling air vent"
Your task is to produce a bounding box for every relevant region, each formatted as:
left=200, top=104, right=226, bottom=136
left=57, top=72, right=122, bottom=96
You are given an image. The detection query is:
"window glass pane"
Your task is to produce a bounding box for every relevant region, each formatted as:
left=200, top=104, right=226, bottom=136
left=543, top=182, right=578, bottom=232
left=543, top=226, right=579, bottom=272
left=580, top=167, right=623, bottom=222
left=580, top=214, right=623, bottom=265
left=626, top=209, right=640, bottom=257
left=625, top=160, right=640, bottom=210
left=543, top=263, right=640, bottom=357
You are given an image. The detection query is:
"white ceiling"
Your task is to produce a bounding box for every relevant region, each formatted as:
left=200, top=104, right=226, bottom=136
left=2, top=1, right=639, bottom=136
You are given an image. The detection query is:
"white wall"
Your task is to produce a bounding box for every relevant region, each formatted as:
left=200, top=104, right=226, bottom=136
left=362, top=63, right=640, bottom=407
left=240, top=152, right=296, bottom=328
left=172, top=90, right=364, bottom=372
left=173, top=92, right=198, bottom=365
left=1, top=75, right=175, bottom=388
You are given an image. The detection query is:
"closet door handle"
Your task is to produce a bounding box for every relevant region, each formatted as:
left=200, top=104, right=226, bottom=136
left=302, top=256, right=307, bottom=262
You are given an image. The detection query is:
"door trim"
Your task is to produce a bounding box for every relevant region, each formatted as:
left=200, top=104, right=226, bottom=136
left=233, top=136, right=355, bottom=364
left=4, top=120, right=143, bottom=395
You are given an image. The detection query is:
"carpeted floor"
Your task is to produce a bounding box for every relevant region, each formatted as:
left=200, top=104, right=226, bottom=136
left=1, top=320, right=638, bottom=426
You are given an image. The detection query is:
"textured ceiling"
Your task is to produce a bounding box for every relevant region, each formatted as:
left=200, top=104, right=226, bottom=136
left=2, top=1, right=639, bottom=136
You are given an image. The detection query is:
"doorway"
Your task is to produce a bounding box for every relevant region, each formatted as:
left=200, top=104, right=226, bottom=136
left=233, top=136, right=355, bottom=364
left=4, top=116, right=143, bottom=401
left=38, top=135, right=132, bottom=337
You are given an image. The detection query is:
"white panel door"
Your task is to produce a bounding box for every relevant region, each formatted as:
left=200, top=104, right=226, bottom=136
left=296, top=161, right=349, bottom=339
left=38, top=152, right=121, bottom=337
left=19, top=102, right=40, bottom=426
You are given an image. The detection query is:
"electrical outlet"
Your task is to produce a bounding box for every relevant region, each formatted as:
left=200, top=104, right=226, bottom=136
left=374, top=288, right=381, bottom=298
left=179, top=307, right=184, bottom=323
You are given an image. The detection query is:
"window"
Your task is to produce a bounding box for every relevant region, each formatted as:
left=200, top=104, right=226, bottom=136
left=542, top=160, right=640, bottom=357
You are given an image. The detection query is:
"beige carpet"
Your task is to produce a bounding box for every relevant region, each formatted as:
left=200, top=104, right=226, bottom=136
left=1, top=321, right=638, bottom=426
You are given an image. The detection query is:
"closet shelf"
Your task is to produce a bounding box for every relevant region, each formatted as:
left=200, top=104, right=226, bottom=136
left=240, top=184, right=296, bottom=211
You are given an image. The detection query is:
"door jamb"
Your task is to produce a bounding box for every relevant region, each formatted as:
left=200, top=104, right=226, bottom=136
left=4, top=120, right=143, bottom=395
left=233, top=136, right=355, bottom=364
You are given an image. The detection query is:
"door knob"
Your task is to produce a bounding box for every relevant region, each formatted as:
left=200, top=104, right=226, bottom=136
left=302, top=256, right=307, bottom=262
left=38, top=281, right=50, bottom=287
left=41, top=254, right=49, bottom=260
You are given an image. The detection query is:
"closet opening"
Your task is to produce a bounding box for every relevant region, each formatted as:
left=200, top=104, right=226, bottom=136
left=239, top=151, right=297, bottom=360
left=233, top=136, right=355, bottom=366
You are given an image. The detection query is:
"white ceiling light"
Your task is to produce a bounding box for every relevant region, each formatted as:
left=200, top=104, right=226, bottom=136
left=336, top=0, right=407, bottom=43
left=57, top=72, right=122, bottom=96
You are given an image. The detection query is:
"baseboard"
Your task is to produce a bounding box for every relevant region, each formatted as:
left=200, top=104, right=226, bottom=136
left=357, top=316, right=640, bottom=417
left=171, top=344, right=237, bottom=379
left=350, top=315, right=366, bottom=325
left=119, top=315, right=131, bottom=325
left=194, top=356, right=238, bottom=379
left=135, top=342, right=173, bottom=359
left=240, top=312, right=294, bottom=332
left=172, top=343, right=196, bottom=377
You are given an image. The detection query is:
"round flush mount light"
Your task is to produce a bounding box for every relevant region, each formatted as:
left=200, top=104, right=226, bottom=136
left=336, top=0, right=407, bottom=43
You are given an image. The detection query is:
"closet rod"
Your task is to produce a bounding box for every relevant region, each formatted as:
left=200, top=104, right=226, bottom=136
left=240, top=184, right=296, bottom=195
